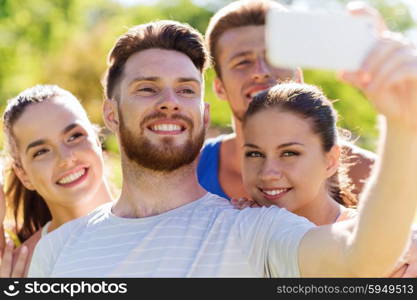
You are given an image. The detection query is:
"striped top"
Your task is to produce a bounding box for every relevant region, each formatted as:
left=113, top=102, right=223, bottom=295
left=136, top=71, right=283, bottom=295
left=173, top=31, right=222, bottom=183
left=28, top=193, right=314, bottom=278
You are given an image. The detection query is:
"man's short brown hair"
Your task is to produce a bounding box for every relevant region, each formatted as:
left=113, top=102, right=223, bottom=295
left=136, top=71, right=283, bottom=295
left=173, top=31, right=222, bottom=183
left=103, top=20, right=210, bottom=101
left=205, top=0, right=285, bottom=77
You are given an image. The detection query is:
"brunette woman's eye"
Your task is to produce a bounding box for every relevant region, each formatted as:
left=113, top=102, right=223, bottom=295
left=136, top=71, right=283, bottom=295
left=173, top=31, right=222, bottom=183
left=245, top=151, right=264, bottom=158
left=281, top=151, right=299, bottom=157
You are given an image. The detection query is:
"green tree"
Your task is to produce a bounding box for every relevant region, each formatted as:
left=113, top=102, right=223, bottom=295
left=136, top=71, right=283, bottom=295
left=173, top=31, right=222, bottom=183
left=1, top=0, right=415, bottom=152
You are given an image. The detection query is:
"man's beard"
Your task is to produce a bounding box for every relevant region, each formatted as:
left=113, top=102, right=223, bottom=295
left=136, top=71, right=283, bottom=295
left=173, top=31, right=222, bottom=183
left=119, top=111, right=205, bottom=172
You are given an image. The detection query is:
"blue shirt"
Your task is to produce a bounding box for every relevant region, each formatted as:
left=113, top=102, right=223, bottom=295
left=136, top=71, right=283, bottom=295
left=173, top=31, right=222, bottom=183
left=197, top=135, right=230, bottom=200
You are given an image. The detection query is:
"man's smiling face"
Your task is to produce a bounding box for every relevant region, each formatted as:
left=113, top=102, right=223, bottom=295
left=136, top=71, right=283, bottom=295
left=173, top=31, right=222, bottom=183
left=114, top=48, right=209, bottom=171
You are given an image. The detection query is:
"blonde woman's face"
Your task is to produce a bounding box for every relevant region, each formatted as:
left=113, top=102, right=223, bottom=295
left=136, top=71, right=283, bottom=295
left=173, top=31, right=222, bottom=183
left=12, top=97, right=104, bottom=207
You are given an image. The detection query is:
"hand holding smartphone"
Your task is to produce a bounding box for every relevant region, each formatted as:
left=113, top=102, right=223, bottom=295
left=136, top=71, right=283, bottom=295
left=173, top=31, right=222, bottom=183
left=266, top=9, right=378, bottom=71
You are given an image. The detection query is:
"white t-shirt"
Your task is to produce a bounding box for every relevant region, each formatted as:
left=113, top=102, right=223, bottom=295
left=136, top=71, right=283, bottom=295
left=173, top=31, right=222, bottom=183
left=41, top=221, right=51, bottom=237
left=28, top=193, right=314, bottom=277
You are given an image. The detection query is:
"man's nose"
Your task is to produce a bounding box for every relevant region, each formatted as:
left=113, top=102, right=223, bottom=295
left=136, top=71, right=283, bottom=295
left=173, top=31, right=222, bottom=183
left=252, top=57, right=272, bottom=81
left=156, top=90, right=180, bottom=112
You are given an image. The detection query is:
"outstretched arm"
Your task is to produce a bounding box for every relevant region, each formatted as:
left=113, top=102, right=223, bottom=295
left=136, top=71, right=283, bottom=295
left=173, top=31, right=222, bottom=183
left=338, top=1, right=389, bottom=198
left=299, top=33, right=417, bottom=277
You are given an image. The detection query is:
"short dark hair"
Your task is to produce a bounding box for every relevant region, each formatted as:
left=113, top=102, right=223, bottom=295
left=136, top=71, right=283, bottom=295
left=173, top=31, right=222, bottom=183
left=103, top=20, right=210, bottom=101
left=205, top=0, right=285, bottom=77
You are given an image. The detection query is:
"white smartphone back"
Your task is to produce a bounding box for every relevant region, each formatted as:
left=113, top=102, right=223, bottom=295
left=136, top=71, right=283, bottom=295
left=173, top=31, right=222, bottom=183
left=266, top=9, right=378, bottom=71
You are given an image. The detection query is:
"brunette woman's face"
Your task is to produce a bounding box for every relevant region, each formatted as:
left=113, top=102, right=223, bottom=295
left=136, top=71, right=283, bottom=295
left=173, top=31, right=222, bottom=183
left=12, top=97, right=104, bottom=207
left=242, top=109, right=339, bottom=214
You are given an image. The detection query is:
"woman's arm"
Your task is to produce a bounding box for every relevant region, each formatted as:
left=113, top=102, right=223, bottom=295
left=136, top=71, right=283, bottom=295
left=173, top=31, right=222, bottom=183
left=299, top=34, right=417, bottom=277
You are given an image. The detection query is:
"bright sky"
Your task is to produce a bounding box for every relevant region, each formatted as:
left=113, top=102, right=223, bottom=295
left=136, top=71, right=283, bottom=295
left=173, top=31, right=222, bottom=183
left=114, top=0, right=158, bottom=5
left=114, top=0, right=416, bottom=20
left=404, top=0, right=417, bottom=19
left=116, top=0, right=415, bottom=11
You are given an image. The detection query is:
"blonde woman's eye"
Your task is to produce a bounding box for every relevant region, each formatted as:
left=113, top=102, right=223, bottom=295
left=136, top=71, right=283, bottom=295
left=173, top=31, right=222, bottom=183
left=33, top=149, right=48, bottom=158
left=68, top=132, right=83, bottom=142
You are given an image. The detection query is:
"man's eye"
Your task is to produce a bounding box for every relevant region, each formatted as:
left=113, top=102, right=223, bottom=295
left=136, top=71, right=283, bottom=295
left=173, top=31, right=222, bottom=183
left=33, top=149, right=49, bottom=158
left=235, top=60, right=251, bottom=67
left=281, top=151, right=299, bottom=157
left=138, top=87, right=156, bottom=93
left=68, top=132, right=84, bottom=142
left=245, top=151, right=263, bottom=158
left=179, top=88, right=195, bottom=95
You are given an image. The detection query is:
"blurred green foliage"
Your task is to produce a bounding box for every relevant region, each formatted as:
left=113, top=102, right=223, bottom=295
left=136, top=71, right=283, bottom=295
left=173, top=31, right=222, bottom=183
left=0, top=0, right=415, bottom=154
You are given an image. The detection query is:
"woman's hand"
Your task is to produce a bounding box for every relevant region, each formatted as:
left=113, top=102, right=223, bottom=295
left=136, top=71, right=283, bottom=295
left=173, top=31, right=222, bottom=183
left=0, top=241, right=28, bottom=278
left=231, top=197, right=260, bottom=210
left=341, top=33, right=417, bottom=130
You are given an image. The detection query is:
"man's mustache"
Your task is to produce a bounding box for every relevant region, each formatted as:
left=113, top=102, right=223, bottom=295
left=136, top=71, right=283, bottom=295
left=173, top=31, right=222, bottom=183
left=140, top=111, right=193, bottom=130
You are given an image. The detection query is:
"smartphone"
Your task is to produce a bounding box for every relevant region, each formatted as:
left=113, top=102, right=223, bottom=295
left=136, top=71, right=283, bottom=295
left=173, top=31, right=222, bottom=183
left=266, top=9, right=378, bottom=71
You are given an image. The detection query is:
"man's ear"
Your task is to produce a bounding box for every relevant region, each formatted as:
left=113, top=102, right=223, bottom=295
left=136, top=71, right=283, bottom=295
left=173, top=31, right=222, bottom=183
left=103, top=99, right=119, bottom=133
left=325, top=145, right=341, bottom=178
left=203, top=102, right=211, bottom=129
left=295, top=68, right=304, bottom=83
left=213, top=77, right=228, bottom=101
left=13, top=164, right=35, bottom=191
